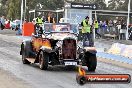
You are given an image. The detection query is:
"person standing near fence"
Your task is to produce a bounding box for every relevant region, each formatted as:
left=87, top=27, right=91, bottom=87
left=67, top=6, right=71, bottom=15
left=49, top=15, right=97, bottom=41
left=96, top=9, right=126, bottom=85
left=120, top=21, right=126, bottom=40
left=94, top=20, right=101, bottom=38
left=102, top=21, right=107, bottom=35
left=0, top=16, right=6, bottom=30
left=81, top=16, right=93, bottom=46
left=46, top=12, right=55, bottom=23
left=117, top=21, right=121, bottom=40
left=108, top=20, right=113, bottom=34
left=128, top=24, right=132, bottom=40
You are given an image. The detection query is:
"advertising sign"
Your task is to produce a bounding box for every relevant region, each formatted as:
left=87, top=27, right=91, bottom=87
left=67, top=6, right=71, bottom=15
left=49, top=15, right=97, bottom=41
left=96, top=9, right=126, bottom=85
left=108, top=43, right=132, bottom=59
left=52, top=23, right=70, bottom=31
left=71, top=3, right=97, bottom=10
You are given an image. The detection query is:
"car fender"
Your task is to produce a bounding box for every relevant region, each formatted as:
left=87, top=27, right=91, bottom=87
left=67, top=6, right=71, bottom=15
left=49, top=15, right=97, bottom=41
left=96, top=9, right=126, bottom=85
left=86, top=50, right=97, bottom=55
left=84, top=47, right=97, bottom=55
left=20, top=41, right=31, bottom=55
left=40, top=46, right=52, bottom=53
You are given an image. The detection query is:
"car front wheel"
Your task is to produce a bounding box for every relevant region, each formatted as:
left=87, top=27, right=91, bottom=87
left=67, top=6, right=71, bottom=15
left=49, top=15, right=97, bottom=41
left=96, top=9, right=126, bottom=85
left=22, top=49, right=30, bottom=64
left=39, top=51, right=49, bottom=70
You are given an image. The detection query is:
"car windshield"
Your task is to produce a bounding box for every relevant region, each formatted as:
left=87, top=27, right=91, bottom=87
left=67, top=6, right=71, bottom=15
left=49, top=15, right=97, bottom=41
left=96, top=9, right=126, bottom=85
left=43, top=23, right=79, bottom=34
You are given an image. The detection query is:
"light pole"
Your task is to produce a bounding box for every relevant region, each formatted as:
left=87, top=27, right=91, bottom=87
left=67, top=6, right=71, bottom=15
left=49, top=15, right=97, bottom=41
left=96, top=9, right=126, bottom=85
left=126, top=0, right=131, bottom=40
left=20, top=0, right=24, bottom=31
left=24, top=0, right=26, bottom=21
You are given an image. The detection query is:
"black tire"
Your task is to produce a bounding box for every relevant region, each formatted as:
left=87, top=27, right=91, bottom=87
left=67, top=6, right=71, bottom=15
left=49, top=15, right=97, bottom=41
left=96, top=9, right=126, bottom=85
left=39, top=51, right=49, bottom=70
left=22, top=49, right=30, bottom=64
left=21, top=41, right=31, bottom=64
left=85, top=53, right=97, bottom=71
left=25, top=41, right=33, bottom=57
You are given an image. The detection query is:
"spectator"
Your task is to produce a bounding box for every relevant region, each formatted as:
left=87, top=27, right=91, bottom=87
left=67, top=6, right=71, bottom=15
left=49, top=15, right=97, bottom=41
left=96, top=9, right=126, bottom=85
left=0, top=16, right=6, bottom=30
left=94, top=20, right=101, bottom=38
left=32, top=18, right=36, bottom=25
left=46, top=12, right=55, bottom=23
left=0, top=19, right=1, bottom=29
left=128, top=25, right=132, bottom=40
left=16, top=24, right=22, bottom=35
left=120, top=21, right=126, bottom=40
left=24, top=19, right=28, bottom=23
left=117, top=21, right=121, bottom=39
left=42, top=16, right=46, bottom=22
left=102, top=21, right=107, bottom=35
left=108, top=20, right=114, bottom=34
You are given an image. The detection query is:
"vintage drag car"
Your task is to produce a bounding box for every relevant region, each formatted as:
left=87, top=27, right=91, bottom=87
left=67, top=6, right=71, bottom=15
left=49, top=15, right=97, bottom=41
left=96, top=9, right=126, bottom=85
left=20, top=23, right=97, bottom=71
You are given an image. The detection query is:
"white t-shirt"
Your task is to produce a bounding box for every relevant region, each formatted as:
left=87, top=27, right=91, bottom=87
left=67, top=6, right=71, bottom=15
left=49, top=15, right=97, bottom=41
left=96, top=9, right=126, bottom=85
left=117, top=24, right=121, bottom=29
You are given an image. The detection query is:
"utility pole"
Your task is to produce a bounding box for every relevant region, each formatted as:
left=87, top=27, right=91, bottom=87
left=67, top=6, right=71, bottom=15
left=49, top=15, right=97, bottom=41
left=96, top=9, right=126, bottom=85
left=24, top=0, right=27, bottom=21
left=126, top=0, right=131, bottom=40
left=20, top=0, right=24, bottom=31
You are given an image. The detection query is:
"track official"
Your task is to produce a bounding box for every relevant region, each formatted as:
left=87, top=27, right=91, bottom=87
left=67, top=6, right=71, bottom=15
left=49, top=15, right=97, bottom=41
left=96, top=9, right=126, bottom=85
left=81, top=16, right=93, bottom=46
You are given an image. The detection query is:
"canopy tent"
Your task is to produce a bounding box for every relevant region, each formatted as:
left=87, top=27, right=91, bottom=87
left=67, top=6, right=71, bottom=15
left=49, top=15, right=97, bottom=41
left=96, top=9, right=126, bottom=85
left=29, top=9, right=64, bottom=23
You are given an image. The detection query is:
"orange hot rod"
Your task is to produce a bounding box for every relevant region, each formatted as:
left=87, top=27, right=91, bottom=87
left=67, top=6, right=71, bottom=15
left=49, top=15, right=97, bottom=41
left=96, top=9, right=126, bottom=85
left=20, top=23, right=97, bottom=71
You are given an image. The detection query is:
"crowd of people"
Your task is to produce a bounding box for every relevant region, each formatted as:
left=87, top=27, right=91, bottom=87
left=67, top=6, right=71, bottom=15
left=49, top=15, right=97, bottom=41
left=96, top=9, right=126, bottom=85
left=96, top=19, right=132, bottom=40
left=1, top=14, right=132, bottom=41
left=80, top=16, right=132, bottom=47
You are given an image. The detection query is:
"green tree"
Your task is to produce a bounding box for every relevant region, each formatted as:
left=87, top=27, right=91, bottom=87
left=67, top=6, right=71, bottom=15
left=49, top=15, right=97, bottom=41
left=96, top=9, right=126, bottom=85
left=120, top=0, right=132, bottom=11
left=0, top=0, right=8, bottom=5
left=108, top=0, right=125, bottom=10
left=94, top=0, right=107, bottom=10
left=24, top=0, right=64, bottom=20
left=0, top=0, right=8, bottom=16
left=7, top=0, right=21, bottom=20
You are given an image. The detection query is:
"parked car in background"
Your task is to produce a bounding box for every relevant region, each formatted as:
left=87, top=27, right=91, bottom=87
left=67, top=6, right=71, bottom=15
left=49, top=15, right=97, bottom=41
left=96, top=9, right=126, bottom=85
left=10, top=19, right=21, bottom=30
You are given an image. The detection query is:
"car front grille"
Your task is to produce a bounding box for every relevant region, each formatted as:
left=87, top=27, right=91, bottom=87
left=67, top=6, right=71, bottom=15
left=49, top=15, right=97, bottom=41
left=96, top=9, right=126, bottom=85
left=62, top=39, right=76, bottom=60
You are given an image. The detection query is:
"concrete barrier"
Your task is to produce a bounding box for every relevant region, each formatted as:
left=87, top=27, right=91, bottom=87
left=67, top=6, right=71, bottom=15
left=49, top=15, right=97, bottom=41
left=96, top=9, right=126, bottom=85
left=107, top=43, right=132, bottom=59
left=121, top=45, right=132, bottom=59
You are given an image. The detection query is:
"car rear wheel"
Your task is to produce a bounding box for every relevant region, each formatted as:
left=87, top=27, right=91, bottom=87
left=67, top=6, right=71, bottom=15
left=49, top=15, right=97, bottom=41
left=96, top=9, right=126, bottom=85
left=39, top=51, right=49, bottom=70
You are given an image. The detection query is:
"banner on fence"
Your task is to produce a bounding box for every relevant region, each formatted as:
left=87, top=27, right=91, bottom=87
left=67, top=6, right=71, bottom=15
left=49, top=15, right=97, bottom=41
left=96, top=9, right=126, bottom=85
left=107, top=43, right=132, bottom=59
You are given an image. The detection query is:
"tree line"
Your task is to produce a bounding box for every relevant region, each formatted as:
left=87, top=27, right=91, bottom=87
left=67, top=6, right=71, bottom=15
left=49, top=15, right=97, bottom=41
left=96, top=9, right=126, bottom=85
left=0, top=0, right=131, bottom=20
